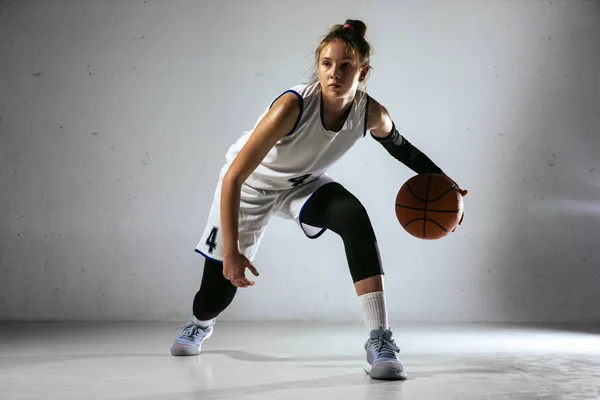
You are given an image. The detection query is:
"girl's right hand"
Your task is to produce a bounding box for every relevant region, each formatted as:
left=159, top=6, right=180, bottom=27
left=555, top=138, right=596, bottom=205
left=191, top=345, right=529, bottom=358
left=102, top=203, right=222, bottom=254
left=223, top=251, right=260, bottom=288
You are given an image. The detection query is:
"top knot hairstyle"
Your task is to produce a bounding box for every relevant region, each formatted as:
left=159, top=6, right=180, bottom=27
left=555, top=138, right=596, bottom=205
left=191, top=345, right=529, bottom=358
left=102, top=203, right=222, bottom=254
left=318, top=19, right=371, bottom=67
left=309, top=19, right=373, bottom=88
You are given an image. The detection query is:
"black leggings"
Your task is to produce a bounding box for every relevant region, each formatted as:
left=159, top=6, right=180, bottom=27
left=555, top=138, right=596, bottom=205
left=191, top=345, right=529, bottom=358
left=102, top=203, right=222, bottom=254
left=193, top=182, right=383, bottom=320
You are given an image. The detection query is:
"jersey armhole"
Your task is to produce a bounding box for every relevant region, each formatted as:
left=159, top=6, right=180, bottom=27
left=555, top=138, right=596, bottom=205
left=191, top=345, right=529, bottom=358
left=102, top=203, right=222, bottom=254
left=363, top=94, right=371, bottom=137
left=269, top=90, right=304, bottom=136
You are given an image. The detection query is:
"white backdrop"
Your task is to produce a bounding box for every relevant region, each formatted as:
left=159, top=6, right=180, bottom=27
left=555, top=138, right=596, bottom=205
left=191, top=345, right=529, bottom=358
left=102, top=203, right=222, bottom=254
left=1, top=0, right=599, bottom=322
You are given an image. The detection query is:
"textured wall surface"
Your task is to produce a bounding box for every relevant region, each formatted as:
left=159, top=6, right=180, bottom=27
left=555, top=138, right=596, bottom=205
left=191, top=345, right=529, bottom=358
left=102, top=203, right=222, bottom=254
left=1, top=0, right=599, bottom=322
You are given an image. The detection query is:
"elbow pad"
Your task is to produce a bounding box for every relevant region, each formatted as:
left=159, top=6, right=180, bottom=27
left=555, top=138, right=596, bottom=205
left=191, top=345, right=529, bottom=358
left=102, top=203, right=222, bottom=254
left=371, top=123, right=442, bottom=175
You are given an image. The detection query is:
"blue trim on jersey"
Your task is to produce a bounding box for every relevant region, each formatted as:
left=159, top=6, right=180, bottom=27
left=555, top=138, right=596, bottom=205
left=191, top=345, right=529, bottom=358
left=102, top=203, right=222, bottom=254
left=304, top=226, right=327, bottom=240
left=195, top=248, right=223, bottom=264
left=363, top=95, right=371, bottom=137
left=298, top=191, right=328, bottom=240
left=269, top=90, right=304, bottom=136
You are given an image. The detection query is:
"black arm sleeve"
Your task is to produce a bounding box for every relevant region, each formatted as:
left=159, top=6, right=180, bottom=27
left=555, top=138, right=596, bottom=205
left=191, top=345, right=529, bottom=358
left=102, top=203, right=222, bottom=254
left=371, top=123, right=442, bottom=175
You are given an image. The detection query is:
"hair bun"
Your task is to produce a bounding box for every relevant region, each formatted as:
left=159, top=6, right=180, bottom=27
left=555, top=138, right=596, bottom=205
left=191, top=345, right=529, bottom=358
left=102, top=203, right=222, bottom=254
left=343, top=19, right=367, bottom=38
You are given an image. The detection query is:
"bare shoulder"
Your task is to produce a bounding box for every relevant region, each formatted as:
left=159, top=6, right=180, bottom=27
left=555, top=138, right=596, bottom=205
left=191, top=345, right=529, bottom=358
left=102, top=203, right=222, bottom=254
left=269, top=91, right=302, bottom=120
left=224, top=91, right=302, bottom=184
left=367, top=96, right=394, bottom=138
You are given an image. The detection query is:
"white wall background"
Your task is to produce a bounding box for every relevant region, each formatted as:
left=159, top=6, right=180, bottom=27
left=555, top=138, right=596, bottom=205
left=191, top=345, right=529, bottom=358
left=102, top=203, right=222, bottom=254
left=1, top=0, right=599, bottom=323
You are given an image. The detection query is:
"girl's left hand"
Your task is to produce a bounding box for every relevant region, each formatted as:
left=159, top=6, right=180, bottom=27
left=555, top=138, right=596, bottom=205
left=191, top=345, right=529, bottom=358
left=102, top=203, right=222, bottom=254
left=439, top=172, right=467, bottom=231
left=440, top=172, right=468, bottom=197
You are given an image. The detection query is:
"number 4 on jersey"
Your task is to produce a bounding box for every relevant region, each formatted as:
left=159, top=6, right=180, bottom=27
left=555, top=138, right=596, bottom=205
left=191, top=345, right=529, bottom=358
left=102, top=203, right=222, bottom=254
left=205, top=227, right=218, bottom=254
left=288, top=174, right=312, bottom=187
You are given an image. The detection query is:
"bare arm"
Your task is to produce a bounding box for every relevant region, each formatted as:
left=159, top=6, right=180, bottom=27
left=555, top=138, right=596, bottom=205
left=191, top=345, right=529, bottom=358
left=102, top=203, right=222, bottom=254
left=367, top=97, right=395, bottom=139
left=220, top=93, right=301, bottom=259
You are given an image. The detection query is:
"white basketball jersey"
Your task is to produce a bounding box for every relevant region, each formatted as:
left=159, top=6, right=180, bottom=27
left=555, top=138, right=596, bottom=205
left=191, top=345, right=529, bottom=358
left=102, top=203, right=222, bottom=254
left=224, top=82, right=370, bottom=190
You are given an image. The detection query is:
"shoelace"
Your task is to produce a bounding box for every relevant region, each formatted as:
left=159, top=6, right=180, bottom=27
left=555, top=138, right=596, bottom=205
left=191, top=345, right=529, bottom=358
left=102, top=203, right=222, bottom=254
left=374, top=332, right=400, bottom=359
left=181, top=324, right=206, bottom=340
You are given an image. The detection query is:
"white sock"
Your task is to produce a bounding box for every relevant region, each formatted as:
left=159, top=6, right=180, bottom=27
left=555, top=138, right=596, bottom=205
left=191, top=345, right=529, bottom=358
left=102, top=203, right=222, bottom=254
left=192, top=315, right=214, bottom=328
left=359, top=291, right=388, bottom=332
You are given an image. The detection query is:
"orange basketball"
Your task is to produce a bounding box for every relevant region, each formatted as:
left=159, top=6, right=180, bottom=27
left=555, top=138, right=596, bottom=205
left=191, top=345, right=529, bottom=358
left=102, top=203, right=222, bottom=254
left=395, top=173, right=464, bottom=240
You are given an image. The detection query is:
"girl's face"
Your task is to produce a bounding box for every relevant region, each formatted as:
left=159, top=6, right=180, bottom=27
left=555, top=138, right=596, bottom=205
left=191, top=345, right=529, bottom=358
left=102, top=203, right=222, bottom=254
left=318, top=40, right=368, bottom=99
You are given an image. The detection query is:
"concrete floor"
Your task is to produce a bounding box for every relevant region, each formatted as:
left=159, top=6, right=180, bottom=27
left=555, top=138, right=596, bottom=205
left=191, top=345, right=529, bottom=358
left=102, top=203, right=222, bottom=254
left=1, top=321, right=599, bottom=400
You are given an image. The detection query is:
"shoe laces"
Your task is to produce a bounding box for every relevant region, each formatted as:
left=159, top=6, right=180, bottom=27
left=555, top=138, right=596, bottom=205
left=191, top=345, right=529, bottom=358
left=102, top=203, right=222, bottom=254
left=181, top=323, right=207, bottom=340
left=373, top=329, right=400, bottom=359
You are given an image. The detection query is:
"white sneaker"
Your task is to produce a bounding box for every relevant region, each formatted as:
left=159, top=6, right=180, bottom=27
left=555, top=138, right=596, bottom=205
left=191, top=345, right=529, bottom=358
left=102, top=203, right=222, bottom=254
left=364, top=326, right=407, bottom=380
left=170, top=316, right=215, bottom=356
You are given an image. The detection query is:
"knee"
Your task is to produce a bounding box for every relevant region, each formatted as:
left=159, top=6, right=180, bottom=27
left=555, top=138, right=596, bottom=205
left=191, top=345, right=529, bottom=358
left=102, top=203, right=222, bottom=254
left=327, top=194, right=372, bottom=231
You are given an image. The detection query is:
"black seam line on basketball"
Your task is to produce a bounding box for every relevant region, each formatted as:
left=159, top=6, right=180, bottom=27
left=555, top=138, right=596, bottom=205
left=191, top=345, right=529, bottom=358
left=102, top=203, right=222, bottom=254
left=427, top=184, right=458, bottom=202
left=406, top=180, right=457, bottom=203
left=423, top=175, right=432, bottom=238
left=396, top=204, right=462, bottom=213
left=402, top=218, right=422, bottom=228
left=406, top=184, right=428, bottom=202
left=426, top=218, right=451, bottom=233
left=403, top=218, right=451, bottom=234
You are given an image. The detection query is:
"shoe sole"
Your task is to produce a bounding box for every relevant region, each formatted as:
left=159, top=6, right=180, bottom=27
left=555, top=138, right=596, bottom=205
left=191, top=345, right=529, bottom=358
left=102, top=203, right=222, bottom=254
left=364, top=362, right=408, bottom=380
left=170, top=344, right=201, bottom=356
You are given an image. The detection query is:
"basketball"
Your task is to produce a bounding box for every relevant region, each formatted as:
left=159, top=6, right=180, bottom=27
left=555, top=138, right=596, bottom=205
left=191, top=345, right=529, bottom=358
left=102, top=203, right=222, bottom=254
left=395, top=173, right=464, bottom=240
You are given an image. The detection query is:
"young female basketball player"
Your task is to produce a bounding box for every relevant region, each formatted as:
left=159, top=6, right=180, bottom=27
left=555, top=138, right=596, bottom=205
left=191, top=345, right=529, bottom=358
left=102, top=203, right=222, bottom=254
left=170, top=20, right=467, bottom=381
